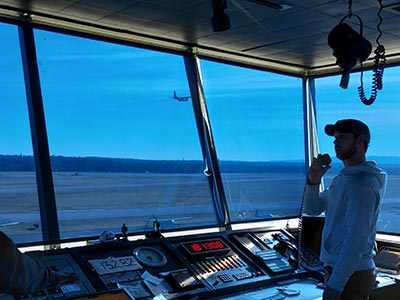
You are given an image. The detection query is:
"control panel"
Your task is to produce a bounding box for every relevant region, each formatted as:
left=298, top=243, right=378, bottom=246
left=230, top=232, right=295, bottom=275
left=169, top=235, right=268, bottom=291
left=254, top=229, right=323, bottom=274
left=17, top=228, right=325, bottom=300
left=75, top=238, right=206, bottom=299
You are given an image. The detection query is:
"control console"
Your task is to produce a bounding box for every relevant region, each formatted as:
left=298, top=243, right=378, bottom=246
left=75, top=238, right=206, bottom=299
left=231, top=232, right=295, bottom=274
left=17, top=228, right=324, bottom=300
left=169, top=234, right=268, bottom=291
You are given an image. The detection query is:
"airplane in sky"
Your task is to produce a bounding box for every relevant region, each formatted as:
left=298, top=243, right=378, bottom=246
left=171, top=90, right=191, bottom=102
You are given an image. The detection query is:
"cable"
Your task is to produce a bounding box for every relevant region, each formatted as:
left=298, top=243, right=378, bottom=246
left=357, top=0, right=386, bottom=105
left=274, top=229, right=322, bottom=268
left=297, top=182, right=306, bottom=267
left=144, top=215, right=157, bottom=236
left=347, top=0, right=353, bottom=18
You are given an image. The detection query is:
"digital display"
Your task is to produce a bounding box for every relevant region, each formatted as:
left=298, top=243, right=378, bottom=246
left=181, top=238, right=231, bottom=256
left=89, top=256, right=142, bottom=275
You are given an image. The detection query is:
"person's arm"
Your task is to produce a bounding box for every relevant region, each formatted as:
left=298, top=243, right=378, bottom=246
left=0, top=232, right=79, bottom=296
left=303, top=183, right=325, bottom=215
left=303, top=156, right=330, bottom=215
left=0, top=232, right=47, bottom=295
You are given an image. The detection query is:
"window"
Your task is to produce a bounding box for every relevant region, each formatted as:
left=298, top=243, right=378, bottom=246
left=34, top=30, right=215, bottom=239
left=315, top=68, right=400, bottom=234
left=201, top=60, right=305, bottom=222
left=0, top=23, right=42, bottom=243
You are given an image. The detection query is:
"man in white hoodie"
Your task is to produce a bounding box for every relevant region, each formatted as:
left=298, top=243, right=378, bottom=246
left=303, top=119, right=386, bottom=300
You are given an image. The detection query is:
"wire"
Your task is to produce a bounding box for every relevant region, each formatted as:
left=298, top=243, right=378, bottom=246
left=375, top=0, right=384, bottom=47
left=274, top=231, right=322, bottom=268
left=357, top=0, right=386, bottom=105
left=347, top=0, right=353, bottom=16
left=297, top=183, right=306, bottom=267
left=143, top=215, right=158, bottom=236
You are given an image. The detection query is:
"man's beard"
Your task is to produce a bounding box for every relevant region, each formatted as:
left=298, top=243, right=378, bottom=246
left=336, top=144, right=357, bottom=161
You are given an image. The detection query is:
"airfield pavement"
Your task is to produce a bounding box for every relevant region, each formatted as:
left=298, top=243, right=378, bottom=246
left=0, top=172, right=399, bottom=241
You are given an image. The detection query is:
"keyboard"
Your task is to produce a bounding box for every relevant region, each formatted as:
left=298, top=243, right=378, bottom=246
left=374, top=247, right=400, bottom=274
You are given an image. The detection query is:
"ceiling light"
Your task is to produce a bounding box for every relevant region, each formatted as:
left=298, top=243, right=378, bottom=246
left=246, top=0, right=291, bottom=10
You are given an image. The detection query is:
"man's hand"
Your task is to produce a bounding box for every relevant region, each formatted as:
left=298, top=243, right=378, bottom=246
left=323, top=285, right=341, bottom=300
left=49, top=271, right=80, bottom=286
left=308, top=154, right=331, bottom=184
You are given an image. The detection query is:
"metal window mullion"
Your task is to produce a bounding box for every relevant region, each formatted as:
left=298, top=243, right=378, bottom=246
left=183, top=53, right=231, bottom=230
left=303, top=77, right=325, bottom=190
left=303, top=77, right=318, bottom=169
left=18, top=23, right=60, bottom=242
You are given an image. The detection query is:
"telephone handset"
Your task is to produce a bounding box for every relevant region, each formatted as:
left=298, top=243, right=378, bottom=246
left=233, top=233, right=295, bottom=274
left=316, top=153, right=332, bottom=167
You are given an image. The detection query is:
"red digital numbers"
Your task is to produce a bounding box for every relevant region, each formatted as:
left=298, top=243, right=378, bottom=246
left=203, top=241, right=224, bottom=250
left=214, top=241, right=225, bottom=249
left=189, top=240, right=226, bottom=252
left=190, top=243, right=203, bottom=252
left=202, top=242, right=211, bottom=250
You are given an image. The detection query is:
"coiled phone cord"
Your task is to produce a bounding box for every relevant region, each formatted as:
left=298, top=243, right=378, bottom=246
left=357, top=0, right=385, bottom=106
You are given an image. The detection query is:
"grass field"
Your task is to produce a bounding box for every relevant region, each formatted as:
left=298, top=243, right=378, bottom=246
left=1, top=171, right=399, bottom=242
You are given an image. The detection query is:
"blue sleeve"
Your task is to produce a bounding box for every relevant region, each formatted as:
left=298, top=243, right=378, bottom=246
left=303, top=184, right=325, bottom=216
left=0, top=232, right=50, bottom=296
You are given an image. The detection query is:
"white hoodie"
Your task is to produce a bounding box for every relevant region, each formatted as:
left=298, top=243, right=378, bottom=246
left=303, top=161, right=387, bottom=292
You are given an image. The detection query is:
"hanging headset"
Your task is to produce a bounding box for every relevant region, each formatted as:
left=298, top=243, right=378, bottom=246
left=328, top=0, right=385, bottom=104
left=328, top=13, right=372, bottom=89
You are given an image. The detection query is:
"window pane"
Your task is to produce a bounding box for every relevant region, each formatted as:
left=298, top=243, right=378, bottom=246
left=201, top=60, right=305, bottom=222
left=35, top=30, right=215, bottom=239
left=0, top=23, right=42, bottom=243
left=315, top=68, right=400, bottom=234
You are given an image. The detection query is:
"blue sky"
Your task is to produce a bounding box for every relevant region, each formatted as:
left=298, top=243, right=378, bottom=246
left=316, top=68, right=400, bottom=158
left=1, top=22, right=400, bottom=162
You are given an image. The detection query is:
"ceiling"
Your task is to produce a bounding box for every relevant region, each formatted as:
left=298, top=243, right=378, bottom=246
left=1, top=0, right=400, bottom=76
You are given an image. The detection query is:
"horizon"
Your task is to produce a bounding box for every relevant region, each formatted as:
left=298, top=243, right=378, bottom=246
left=3, top=153, right=400, bottom=162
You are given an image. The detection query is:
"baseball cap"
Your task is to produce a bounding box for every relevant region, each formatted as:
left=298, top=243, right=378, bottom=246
left=324, top=119, right=370, bottom=143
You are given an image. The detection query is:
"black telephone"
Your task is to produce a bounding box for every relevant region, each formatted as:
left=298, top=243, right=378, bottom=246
left=272, top=229, right=323, bottom=271
left=232, top=232, right=295, bottom=274
left=233, top=228, right=323, bottom=276
left=257, top=229, right=322, bottom=270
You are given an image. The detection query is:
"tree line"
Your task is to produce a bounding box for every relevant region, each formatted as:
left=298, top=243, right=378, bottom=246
left=0, top=155, right=305, bottom=174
